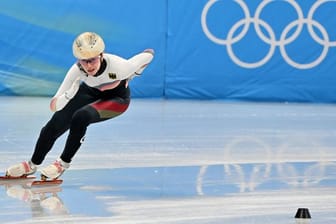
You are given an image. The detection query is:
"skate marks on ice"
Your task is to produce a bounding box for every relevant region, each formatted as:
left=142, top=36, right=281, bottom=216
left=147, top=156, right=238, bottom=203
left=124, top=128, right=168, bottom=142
left=0, top=162, right=335, bottom=224
left=69, top=164, right=336, bottom=224
left=0, top=99, right=336, bottom=223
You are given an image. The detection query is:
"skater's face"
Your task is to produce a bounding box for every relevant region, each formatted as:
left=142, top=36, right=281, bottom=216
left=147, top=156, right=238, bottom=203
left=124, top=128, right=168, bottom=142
left=78, top=54, right=102, bottom=76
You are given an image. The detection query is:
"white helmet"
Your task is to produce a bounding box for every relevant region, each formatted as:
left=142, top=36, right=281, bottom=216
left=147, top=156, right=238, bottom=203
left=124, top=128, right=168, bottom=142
left=72, top=32, right=105, bottom=59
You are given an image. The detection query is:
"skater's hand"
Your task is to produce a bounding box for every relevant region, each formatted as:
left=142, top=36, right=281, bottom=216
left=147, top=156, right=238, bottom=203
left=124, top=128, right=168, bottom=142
left=50, top=97, right=57, bottom=112
left=133, top=49, right=154, bottom=76
left=143, top=48, right=154, bottom=55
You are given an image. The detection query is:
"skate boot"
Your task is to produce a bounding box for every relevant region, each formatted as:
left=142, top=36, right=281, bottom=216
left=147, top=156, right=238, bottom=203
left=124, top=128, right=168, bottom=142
left=6, top=161, right=37, bottom=177
left=40, top=159, right=70, bottom=180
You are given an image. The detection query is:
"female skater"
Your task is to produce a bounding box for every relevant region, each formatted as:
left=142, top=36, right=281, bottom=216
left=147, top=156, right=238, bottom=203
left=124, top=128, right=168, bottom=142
left=6, top=32, right=154, bottom=180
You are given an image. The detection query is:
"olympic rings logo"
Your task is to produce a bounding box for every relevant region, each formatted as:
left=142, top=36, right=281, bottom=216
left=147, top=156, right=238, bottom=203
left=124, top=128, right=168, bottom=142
left=201, top=0, right=336, bottom=69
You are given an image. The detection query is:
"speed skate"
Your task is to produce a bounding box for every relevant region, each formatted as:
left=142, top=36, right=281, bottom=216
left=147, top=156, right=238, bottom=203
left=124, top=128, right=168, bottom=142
left=0, top=175, right=36, bottom=186
left=0, top=175, right=36, bottom=181
left=30, top=174, right=63, bottom=187
left=0, top=174, right=62, bottom=187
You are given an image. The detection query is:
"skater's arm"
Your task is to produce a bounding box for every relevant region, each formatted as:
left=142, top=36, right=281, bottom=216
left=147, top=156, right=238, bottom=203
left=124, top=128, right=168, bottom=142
left=113, top=49, right=154, bottom=80
left=50, top=65, right=81, bottom=112
left=133, top=49, right=155, bottom=75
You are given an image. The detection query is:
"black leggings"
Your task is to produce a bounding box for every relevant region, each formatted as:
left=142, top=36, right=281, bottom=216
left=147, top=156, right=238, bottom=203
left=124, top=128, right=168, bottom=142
left=31, top=83, right=130, bottom=165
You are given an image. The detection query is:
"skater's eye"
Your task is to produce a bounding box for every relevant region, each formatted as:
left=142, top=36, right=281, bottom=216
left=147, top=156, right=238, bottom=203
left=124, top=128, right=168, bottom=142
left=79, top=56, right=100, bottom=64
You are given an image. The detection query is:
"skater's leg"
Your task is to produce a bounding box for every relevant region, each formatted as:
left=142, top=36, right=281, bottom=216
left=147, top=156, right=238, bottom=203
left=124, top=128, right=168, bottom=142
left=31, top=85, right=98, bottom=165
left=40, top=96, right=130, bottom=179
left=30, top=112, right=71, bottom=165
left=60, top=97, right=130, bottom=163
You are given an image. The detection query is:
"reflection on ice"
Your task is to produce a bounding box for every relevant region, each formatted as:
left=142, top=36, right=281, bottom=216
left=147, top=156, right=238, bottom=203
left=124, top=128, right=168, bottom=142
left=1, top=161, right=336, bottom=223
left=69, top=161, right=336, bottom=198
left=1, top=98, right=336, bottom=223
left=1, top=181, right=68, bottom=221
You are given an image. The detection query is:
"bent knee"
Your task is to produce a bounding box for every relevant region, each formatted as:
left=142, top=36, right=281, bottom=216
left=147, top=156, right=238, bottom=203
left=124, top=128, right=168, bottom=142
left=70, top=108, right=96, bottom=128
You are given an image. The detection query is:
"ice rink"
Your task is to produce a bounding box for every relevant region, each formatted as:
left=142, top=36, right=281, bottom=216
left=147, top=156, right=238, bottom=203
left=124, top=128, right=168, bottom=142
left=0, top=96, right=335, bottom=223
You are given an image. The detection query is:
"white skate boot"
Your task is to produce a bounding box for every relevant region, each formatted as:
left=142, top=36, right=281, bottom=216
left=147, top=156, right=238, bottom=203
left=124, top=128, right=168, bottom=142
left=40, top=159, right=70, bottom=180
left=6, top=161, right=37, bottom=177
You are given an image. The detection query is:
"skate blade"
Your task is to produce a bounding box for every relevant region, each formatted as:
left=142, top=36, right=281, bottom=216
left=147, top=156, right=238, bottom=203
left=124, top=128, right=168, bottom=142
left=31, top=179, right=63, bottom=187
left=0, top=175, right=36, bottom=180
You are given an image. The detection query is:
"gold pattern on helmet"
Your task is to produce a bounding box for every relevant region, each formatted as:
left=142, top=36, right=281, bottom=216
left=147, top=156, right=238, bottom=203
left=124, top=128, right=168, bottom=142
left=72, top=32, right=105, bottom=59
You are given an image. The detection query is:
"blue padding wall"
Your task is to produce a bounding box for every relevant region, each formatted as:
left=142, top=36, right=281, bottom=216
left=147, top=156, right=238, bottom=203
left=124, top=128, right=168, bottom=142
left=0, top=0, right=336, bottom=103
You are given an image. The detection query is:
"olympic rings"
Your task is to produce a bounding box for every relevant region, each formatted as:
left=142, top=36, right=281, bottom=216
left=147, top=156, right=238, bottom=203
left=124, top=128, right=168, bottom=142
left=201, top=0, right=336, bottom=69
